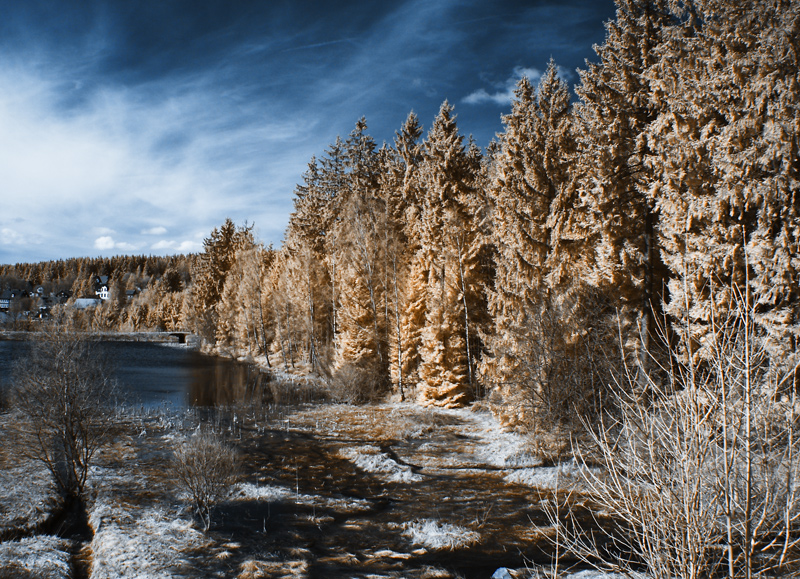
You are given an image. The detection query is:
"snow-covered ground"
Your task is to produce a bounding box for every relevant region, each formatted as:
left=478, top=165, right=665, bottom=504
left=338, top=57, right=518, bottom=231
left=89, top=502, right=212, bottom=579
left=0, top=402, right=607, bottom=578
left=400, top=519, right=480, bottom=550
left=0, top=536, right=73, bottom=579
left=235, top=482, right=373, bottom=512
left=337, top=444, right=423, bottom=483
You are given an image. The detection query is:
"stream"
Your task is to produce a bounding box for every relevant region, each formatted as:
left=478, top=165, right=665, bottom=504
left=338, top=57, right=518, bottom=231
left=0, top=339, right=601, bottom=578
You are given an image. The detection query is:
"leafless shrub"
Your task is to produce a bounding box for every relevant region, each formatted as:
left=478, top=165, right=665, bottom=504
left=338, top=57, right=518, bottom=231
left=11, top=327, right=116, bottom=503
left=328, top=362, right=386, bottom=404
left=548, top=288, right=800, bottom=578
left=496, top=284, right=619, bottom=432
left=172, top=429, right=240, bottom=531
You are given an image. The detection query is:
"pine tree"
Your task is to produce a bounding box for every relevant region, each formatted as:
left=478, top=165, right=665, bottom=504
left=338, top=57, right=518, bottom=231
left=215, top=247, right=268, bottom=355
left=413, top=101, right=485, bottom=407
left=393, top=112, right=426, bottom=397
left=190, top=219, right=255, bottom=343
left=482, top=63, right=583, bottom=425
left=647, top=0, right=800, bottom=362
left=332, top=119, right=389, bottom=381
left=573, top=0, right=672, bottom=378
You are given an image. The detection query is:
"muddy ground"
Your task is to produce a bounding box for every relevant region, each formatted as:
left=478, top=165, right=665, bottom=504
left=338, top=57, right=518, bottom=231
left=0, top=402, right=604, bottom=579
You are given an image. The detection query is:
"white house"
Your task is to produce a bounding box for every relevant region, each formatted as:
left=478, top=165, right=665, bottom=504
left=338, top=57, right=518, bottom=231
left=94, top=276, right=110, bottom=300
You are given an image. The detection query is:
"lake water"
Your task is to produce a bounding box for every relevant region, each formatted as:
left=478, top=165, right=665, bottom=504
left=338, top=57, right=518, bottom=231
left=0, top=340, right=269, bottom=408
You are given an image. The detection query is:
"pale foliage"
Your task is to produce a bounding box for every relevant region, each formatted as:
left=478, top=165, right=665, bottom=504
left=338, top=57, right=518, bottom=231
left=552, top=293, right=800, bottom=578
left=12, top=327, right=116, bottom=501
left=172, top=429, right=240, bottom=531
left=482, top=63, right=602, bottom=426
left=413, top=101, right=487, bottom=407
left=649, top=0, right=800, bottom=360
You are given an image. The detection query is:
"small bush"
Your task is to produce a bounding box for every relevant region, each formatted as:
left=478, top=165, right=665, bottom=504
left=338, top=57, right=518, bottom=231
left=12, top=328, right=116, bottom=503
left=328, top=363, right=386, bottom=404
left=172, top=430, right=240, bottom=531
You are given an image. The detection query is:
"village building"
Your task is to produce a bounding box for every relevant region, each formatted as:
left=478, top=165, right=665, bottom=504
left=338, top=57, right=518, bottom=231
left=94, top=275, right=110, bottom=300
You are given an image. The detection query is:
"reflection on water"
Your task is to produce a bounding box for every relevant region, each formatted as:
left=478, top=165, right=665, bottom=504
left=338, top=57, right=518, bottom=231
left=188, top=359, right=271, bottom=407
left=0, top=339, right=277, bottom=408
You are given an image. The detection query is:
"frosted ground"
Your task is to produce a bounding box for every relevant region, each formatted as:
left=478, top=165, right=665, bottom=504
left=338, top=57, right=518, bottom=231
left=0, top=402, right=607, bottom=579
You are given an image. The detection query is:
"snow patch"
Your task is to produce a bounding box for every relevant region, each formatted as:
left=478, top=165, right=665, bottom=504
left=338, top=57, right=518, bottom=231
left=505, top=460, right=597, bottom=490
left=0, top=536, right=72, bottom=579
left=338, top=445, right=423, bottom=483
left=90, top=506, right=212, bottom=579
left=235, top=482, right=292, bottom=501
left=234, top=482, right=372, bottom=512
left=0, top=459, right=59, bottom=534
left=401, top=519, right=480, bottom=550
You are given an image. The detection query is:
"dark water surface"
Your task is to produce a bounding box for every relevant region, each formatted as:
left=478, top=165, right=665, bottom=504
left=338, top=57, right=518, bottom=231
left=0, top=340, right=268, bottom=408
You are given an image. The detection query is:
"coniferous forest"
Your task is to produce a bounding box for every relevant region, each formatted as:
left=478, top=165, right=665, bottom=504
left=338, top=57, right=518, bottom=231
left=3, top=0, right=799, bottom=427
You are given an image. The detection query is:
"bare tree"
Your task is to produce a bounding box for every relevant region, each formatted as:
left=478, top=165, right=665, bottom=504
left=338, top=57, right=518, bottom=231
left=12, top=327, right=116, bottom=504
left=549, top=288, right=800, bottom=578
left=172, top=429, right=240, bottom=531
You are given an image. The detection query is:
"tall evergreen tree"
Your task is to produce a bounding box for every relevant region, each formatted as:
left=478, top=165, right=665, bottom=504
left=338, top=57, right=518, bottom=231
left=332, top=119, right=389, bottom=380
left=191, top=219, right=255, bottom=343
left=647, top=0, right=800, bottom=363
left=394, top=112, right=426, bottom=397
left=482, top=63, right=583, bottom=425
left=412, top=101, right=485, bottom=407
left=573, top=0, right=671, bottom=377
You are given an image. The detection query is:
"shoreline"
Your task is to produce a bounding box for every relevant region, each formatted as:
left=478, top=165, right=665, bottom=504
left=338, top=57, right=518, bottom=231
left=0, top=329, right=195, bottom=345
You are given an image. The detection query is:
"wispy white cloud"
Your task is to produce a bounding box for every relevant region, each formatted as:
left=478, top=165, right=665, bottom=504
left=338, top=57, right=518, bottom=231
left=0, top=59, right=311, bottom=263
left=463, top=87, right=514, bottom=106
left=463, top=66, right=543, bottom=106
left=94, top=236, right=139, bottom=252
left=151, top=239, right=202, bottom=253
left=1, top=228, right=24, bottom=246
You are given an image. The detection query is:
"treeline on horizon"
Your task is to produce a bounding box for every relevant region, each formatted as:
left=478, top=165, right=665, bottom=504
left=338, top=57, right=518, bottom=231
left=3, top=0, right=798, bottom=427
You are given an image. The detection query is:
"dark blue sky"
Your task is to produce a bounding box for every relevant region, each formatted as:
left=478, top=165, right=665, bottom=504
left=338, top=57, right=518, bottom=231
left=0, top=0, right=616, bottom=264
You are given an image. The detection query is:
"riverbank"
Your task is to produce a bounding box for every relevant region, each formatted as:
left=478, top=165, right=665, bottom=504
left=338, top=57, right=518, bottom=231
left=0, top=402, right=604, bottom=579
left=0, top=329, right=200, bottom=346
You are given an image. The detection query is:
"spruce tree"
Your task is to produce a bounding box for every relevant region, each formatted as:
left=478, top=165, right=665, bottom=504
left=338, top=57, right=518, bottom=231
left=331, top=119, right=389, bottom=380
left=413, top=101, right=485, bottom=407
left=647, top=0, right=800, bottom=362
left=482, top=63, right=581, bottom=425
left=573, top=0, right=671, bottom=378
left=191, top=219, right=255, bottom=343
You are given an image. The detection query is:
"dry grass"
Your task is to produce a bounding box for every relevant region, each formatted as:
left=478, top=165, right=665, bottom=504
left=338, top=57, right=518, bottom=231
left=0, top=536, right=73, bottom=579
left=0, top=412, right=60, bottom=538
left=299, top=403, right=462, bottom=443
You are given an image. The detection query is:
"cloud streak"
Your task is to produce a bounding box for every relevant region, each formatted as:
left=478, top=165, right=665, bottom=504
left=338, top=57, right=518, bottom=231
left=0, top=0, right=615, bottom=265
left=463, top=67, right=542, bottom=105
left=463, top=64, right=577, bottom=106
